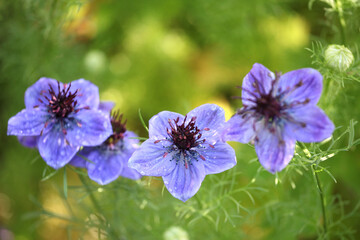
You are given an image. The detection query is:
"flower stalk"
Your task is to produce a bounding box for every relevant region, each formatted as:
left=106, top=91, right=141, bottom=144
left=311, top=164, right=328, bottom=239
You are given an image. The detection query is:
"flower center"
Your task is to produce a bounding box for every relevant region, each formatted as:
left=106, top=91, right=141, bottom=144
left=105, top=110, right=127, bottom=147
left=237, top=71, right=309, bottom=128
left=255, top=93, right=282, bottom=122
left=168, top=116, right=204, bottom=151
left=45, top=82, right=78, bottom=118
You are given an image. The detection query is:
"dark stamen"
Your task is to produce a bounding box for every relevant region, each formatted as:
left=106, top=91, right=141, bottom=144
left=45, top=82, right=78, bottom=118
left=168, top=116, right=204, bottom=151
left=235, top=71, right=309, bottom=130
left=105, top=110, right=127, bottom=147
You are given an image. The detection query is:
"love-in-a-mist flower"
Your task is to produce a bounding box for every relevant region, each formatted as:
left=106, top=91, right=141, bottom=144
left=128, top=104, right=237, bottom=202
left=70, top=107, right=142, bottom=185
left=7, top=78, right=113, bottom=169
left=222, top=63, right=334, bottom=173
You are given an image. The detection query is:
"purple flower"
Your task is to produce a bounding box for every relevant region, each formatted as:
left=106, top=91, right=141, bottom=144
left=70, top=109, right=142, bottom=185
left=128, top=104, right=237, bottom=202
left=7, top=78, right=113, bottom=169
left=222, top=63, right=335, bottom=173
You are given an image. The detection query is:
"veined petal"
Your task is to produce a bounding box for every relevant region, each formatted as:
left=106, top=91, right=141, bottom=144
left=66, top=110, right=113, bottom=147
left=7, top=108, right=49, bottom=136
left=17, top=136, right=38, bottom=148
left=197, top=142, right=237, bottom=175
left=149, top=111, right=184, bottom=140
left=128, top=139, right=176, bottom=176
left=255, top=127, right=295, bottom=173
left=222, top=113, right=256, bottom=143
left=86, top=150, right=123, bottom=185
left=285, top=106, right=334, bottom=142
left=278, top=68, right=322, bottom=106
left=187, top=104, right=225, bottom=141
left=38, top=128, right=80, bottom=169
left=70, top=79, right=100, bottom=109
left=242, top=63, right=274, bottom=106
left=25, top=77, right=58, bottom=109
left=187, top=104, right=225, bottom=130
left=162, top=160, right=206, bottom=202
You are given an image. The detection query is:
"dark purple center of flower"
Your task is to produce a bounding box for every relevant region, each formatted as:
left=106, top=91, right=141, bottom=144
left=42, top=82, right=79, bottom=118
left=238, top=72, right=309, bottom=126
left=36, top=81, right=90, bottom=136
left=105, top=110, right=127, bottom=147
left=254, top=93, right=282, bottom=121
left=167, top=116, right=204, bottom=151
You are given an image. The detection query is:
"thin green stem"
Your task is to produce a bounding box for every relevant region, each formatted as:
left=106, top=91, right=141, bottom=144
left=78, top=174, right=119, bottom=239
left=311, top=165, right=328, bottom=238
left=79, top=174, right=103, bottom=213
left=336, top=0, right=347, bottom=45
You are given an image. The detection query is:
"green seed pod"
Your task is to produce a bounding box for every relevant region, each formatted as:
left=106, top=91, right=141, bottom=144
left=324, top=44, right=354, bottom=72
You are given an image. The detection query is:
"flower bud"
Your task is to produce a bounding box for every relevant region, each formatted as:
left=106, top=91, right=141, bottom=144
left=324, top=44, right=354, bottom=72
left=163, top=226, right=189, bottom=240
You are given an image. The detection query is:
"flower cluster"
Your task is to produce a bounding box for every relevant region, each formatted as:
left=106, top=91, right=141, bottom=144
left=7, top=63, right=335, bottom=201
left=7, top=78, right=139, bottom=185
left=8, top=78, right=113, bottom=169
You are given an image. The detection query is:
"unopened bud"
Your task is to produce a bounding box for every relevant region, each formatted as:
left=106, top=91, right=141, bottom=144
left=163, top=226, right=189, bottom=240
left=324, top=44, right=354, bottom=72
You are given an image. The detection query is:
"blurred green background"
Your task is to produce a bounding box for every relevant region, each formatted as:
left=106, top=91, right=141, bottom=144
left=1, top=0, right=360, bottom=239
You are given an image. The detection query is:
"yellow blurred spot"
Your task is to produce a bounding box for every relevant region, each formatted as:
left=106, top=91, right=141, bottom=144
left=124, top=17, right=193, bottom=61
left=260, top=15, right=309, bottom=50
left=161, top=32, right=193, bottom=61
left=0, top=193, right=12, bottom=221
left=124, top=17, right=163, bottom=51
left=39, top=183, right=72, bottom=240
left=101, top=88, right=124, bottom=109
left=109, top=53, right=131, bottom=75
left=84, top=50, right=107, bottom=73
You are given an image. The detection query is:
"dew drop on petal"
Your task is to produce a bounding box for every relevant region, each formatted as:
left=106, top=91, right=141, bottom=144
left=57, top=138, right=62, bottom=146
